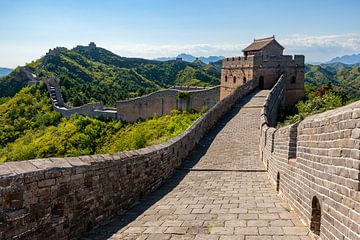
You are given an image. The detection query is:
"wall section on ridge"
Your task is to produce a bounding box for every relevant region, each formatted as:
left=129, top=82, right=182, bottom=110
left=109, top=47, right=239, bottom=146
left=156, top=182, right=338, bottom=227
left=116, top=86, right=220, bottom=122
left=260, top=78, right=360, bottom=240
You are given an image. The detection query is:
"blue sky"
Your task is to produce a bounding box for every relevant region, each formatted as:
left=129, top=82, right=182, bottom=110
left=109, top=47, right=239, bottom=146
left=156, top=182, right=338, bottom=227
left=1, top=0, right=360, bottom=67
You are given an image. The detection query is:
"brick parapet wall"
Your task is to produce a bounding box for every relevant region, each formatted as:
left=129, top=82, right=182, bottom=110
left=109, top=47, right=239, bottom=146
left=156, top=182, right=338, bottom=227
left=116, top=86, right=220, bottom=105
left=0, top=80, right=256, bottom=240
left=116, top=86, right=220, bottom=122
left=260, top=78, right=360, bottom=239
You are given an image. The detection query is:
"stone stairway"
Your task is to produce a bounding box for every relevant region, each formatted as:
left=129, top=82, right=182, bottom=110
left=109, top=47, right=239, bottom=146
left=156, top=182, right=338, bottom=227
left=43, top=77, right=67, bottom=108
left=79, top=90, right=313, bottom=240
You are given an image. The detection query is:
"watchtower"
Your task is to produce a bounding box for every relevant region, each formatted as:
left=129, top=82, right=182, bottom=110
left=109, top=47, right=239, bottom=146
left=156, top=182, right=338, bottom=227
left=220, top=36, right=305, bottom=105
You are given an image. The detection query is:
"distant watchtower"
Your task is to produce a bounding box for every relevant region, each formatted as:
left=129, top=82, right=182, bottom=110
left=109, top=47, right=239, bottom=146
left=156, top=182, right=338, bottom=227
left=89, top=42, right=97, bottom=48
left=221, top=36, right=304, bottom=105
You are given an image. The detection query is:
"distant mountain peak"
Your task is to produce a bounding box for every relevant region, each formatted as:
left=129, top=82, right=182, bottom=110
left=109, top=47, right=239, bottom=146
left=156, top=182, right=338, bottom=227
left=0, top=67, right=12, bottom=77
left=155, top=54, right=224, bottom=64
left=328, top=53, right=360, bottom=64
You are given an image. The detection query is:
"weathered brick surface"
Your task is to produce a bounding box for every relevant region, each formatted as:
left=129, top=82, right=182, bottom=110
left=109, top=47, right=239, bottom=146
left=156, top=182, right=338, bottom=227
left=0, top=80, right=257, bottom=240
left=260, top=77, right=360, bottom=240
left=116, top=86, right=220, bottom=122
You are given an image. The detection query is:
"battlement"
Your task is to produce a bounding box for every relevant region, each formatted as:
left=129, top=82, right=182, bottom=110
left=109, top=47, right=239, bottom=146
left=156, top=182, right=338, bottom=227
left=222, top=54, right=304, bottom=69
left=222, top=55, right=255, bottom=68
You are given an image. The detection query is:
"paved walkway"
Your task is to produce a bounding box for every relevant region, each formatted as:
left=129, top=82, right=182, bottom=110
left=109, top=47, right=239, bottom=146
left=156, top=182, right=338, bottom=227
left=80, top=90, right=312, bottom=240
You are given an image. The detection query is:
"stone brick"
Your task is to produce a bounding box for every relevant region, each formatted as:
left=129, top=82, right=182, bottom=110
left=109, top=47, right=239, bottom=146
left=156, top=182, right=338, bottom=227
left=37, top=178, right=55, bottom=188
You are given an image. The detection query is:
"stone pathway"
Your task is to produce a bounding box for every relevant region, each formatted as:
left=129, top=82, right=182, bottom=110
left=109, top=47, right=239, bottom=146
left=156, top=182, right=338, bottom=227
left=79, top=90, right=312, bottom=240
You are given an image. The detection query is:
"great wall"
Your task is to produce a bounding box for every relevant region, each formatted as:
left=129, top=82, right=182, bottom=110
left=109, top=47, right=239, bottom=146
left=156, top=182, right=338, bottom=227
left=0, top=38, right=359, bottom=239
left=42, top=74, right=220, bottom=122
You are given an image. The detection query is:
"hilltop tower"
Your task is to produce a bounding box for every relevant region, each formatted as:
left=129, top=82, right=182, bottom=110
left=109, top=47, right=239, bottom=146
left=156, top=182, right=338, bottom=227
left=89, top=42, right=97, bottom=48
left=220, top=36, right=304, bottom=105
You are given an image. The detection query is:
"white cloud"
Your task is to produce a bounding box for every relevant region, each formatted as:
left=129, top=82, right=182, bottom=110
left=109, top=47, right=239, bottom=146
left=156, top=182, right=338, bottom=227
left=107, top=43, right=247, bottom=59
left=107, top=33, right=360, bottom=62
left=279, top=33, right=360, bottom=62
left=280, top=33, right=360, bottom=50
left=2, top=33, right=359, bottom=67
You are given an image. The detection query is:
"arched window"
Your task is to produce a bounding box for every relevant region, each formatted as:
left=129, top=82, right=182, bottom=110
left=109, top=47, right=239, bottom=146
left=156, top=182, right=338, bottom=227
left=291, top=76, right=296, bottom=84
left=276, top=172, right=280, bottom=192
left=233, top=76, right=236, bottom=83
left=232, top=57, right=235, bottom=61
left=225, top=76, right=228, bottom=82
left=310, top=196, right=321, bottom=236
left=259, top=76, right=264, bottom=89
left=243, top=77, right=246, bottom=84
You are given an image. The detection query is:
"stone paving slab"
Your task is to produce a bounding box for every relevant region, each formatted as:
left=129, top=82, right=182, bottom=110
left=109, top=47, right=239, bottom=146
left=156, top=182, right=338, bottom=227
left=181, top=90, right=268, bottom=171
left=80, top=171, right=311, bottom=240
left=79, top=90, right=312, bottom=240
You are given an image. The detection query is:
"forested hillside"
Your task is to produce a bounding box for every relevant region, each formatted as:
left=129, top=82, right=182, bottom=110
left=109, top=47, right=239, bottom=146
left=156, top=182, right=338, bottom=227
left=0, top=43, right=217, bottom=162
left=278, top=63, right=360, bottom=126
left=305, top=63, right=360, bottom=100
left=0, top=44, right=220, bottom=106
left=0, top=85, right=202, bottom=162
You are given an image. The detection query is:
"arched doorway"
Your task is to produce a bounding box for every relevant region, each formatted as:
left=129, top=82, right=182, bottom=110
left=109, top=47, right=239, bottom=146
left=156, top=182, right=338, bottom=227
left=259, top=76, right=264, bottom=89
left=310, top=196, right=321, bottom=236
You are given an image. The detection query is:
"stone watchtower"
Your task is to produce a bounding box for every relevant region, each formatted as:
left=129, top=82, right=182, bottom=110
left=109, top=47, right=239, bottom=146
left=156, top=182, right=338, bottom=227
left=220, top=36, right=304, bottom=105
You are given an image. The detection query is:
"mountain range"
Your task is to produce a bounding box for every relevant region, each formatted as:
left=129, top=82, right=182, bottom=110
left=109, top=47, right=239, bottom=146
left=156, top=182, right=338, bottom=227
left=0, top=68, right=12, bottom=77
left=1, top=44, right=359, bottom=108
left=328, top=53, right=360, bottom=65
left=155, top=53, right=224, bottom=64
left=0, top=44, right=221, bottom=106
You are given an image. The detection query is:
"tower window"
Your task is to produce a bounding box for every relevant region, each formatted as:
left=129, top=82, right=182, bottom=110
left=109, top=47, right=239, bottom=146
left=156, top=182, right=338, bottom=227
left=233, top=76, right=236, bottom=83
left=232, top=57, right=235, bottom=61
left=225, top=76, right=228, bottom=82
left=291, top=76, right=296, bottom=84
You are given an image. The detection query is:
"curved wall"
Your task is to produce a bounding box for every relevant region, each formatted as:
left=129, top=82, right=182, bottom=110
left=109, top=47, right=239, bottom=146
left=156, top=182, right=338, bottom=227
left=116, top=86, right=220, bottom=122
left=260, top=78, right=360, bottom=239
left=0, top=80, right=256, bottom=240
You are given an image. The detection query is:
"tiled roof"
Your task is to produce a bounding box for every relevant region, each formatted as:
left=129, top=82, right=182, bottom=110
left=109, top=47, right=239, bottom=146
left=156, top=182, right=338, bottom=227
left=243, top=36, right=284, bottom=52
